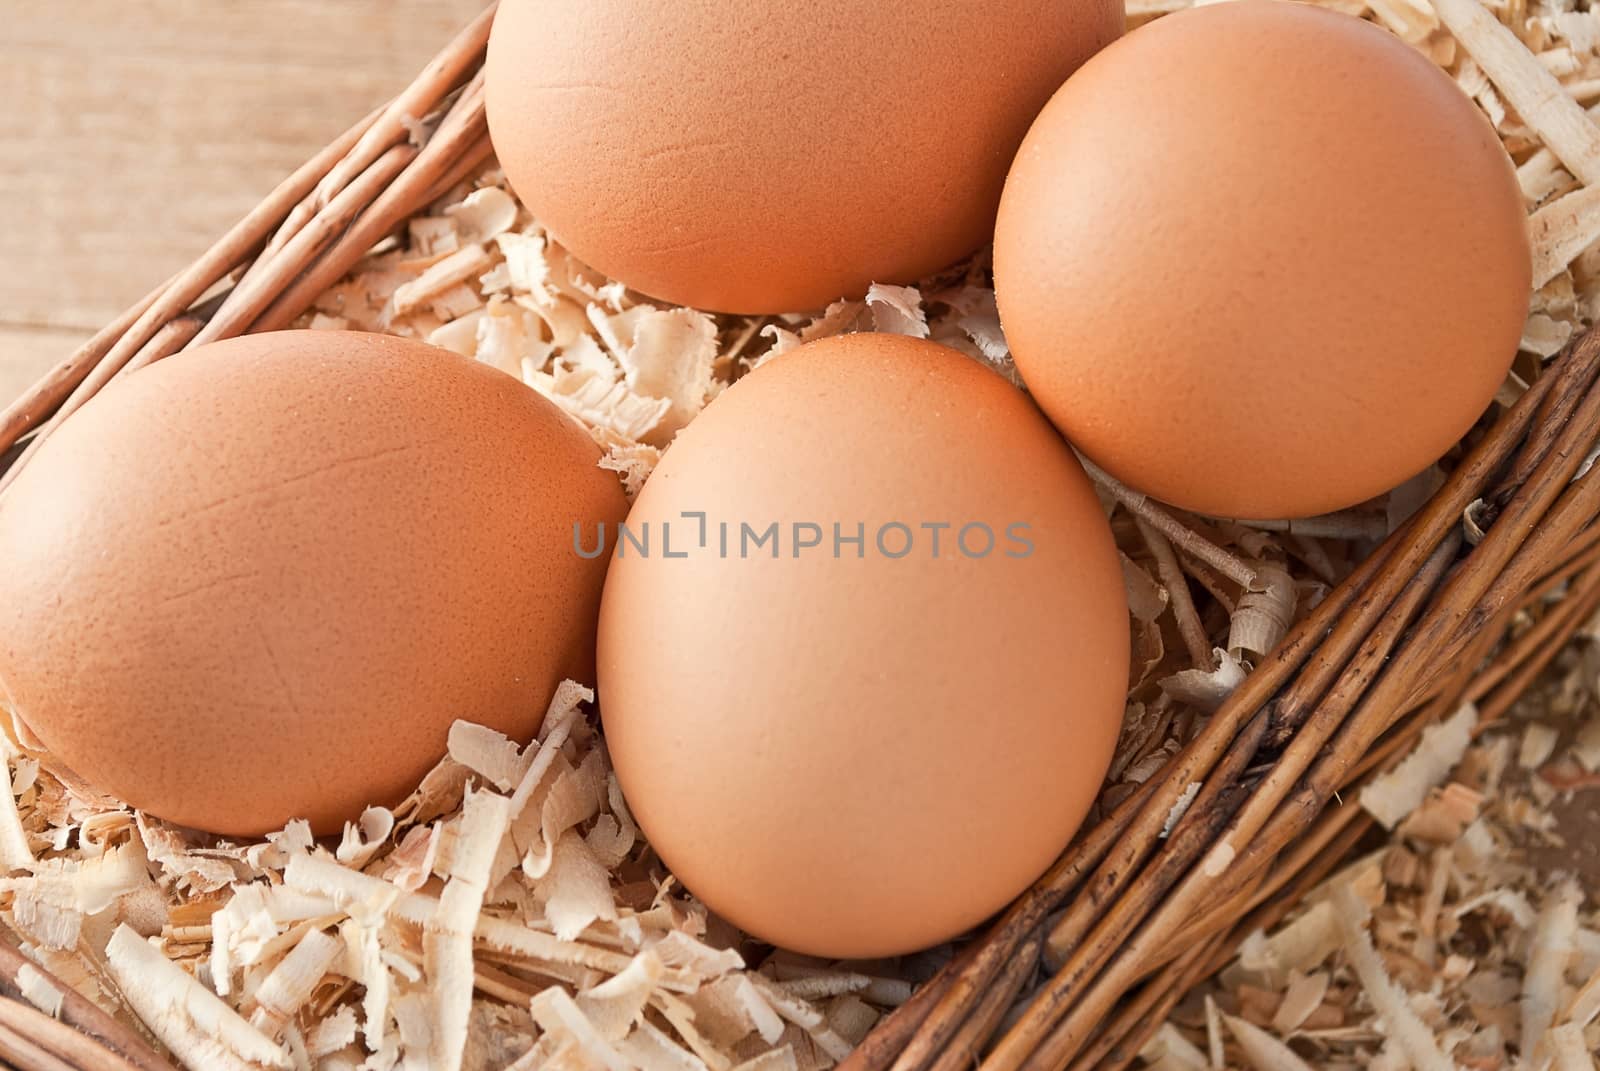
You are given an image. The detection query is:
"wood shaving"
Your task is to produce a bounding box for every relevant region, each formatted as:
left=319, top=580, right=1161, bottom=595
left=1224, top=1012, right=1319, bottom=1071
left=1522, top=721, right=1562, bottom=768
left=13, top=962, right=62, bottom=1018
left=1524, top=881, right=1581, bottom=1055
left=1140, top=1022, right=1211, bottom=1070
left=863, top=284, right=931, bottom=339
left=1164, top=640, right=1600, bottom=1069
left=1432, top=0, right=1600, bottom=186
left=0, top=687, right=911, bottom=1071
left=1161, top=649, right=1250, bottom=713
left=1361, top=702, right=1478, bottom=829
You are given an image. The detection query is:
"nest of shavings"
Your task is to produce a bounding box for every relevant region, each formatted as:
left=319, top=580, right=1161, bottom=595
left=1142, top=637, right=1600, bottom=1071
left=6, top=0, right=1600, bottom=1067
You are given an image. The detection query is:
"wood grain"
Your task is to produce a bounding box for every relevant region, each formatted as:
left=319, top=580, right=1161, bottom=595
left=0, top=0, right=486, bottom=404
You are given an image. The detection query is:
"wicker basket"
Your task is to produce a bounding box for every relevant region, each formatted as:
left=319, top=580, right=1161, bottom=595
left=3, top=4, right=1597, bottom=1070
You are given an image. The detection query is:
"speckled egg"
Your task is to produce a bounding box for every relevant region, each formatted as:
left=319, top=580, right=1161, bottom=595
left=0, top=331, right=628, bottom=835
left=485, top=0, right=1122, bottom=313
left=994, top=0, right=1531, bottom=519
left=596, top=334, right=1129, bottom=957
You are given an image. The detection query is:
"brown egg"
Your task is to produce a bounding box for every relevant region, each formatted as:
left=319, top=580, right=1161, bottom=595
left=0, top=331, right=627, bottom=835
left=596, top=335, right=1128, bottom=957
left=994, top=0, right=1531, bottom=520
left=485, top=0, right=1121, bottom=314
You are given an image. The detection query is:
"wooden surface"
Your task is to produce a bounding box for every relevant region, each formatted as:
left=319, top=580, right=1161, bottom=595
left=0, top=0, right=487, bottom=407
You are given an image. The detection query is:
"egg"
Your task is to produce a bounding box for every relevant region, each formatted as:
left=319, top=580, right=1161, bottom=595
left=596, top=334, right=1128, bottom=957
left=994, top=0, right=1531, bottom=520
left=485, top=0, right=1121, bottom=314
left=0, top=331, right=627, bottom=835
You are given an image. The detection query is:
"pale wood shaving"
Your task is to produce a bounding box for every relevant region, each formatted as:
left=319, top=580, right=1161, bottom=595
left=1524, top=881, right=1582, bottom=1054
left=1331, top=887, right=1455, bottom=1071
left=390, top=243, right=493, bottom=317
left=1228, top=563, right=1296, bottom=661
left=1361, top=702, right=1478, bottom=829
left=864, top=283, right=930, bottom=339
left=106, top=925, right=291, bottom=1070
left=1139, top=1022, right=1210, bottom=1071
left=246, top=927, right=340, bottom=1039
left=0, top=751, right=35, bottom=873
left=1531, top=183, right=1600, bottom=288
left=1431, top=0, right=1600, bottom=185
left=1224, top=1013, right=1318, bottom=1071
left=1162, top=649, right=1249, bottom=714
left=1549, top=1023, right=1597, bottom=1071
left=1521, top=721, right=1562, bottom=768
left=1204, top=994, right=1225, bottom=1070
left=426, top=787, right=511, bottom=1071
left=1271, top=971, right=1331, bottom=1036
left=13, top=962, right=63, bottom=1018
left=1565, top=960, right=1600, bottom=1028
left=1168, top=639, right=1600, bottom=1069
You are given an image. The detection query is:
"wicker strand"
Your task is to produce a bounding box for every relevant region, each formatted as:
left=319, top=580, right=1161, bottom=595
left=1079, top=456, right=1261, bottom=590
left=251, top=76, right=490, bottom=335
left=0, top=281, right=167, bottom=460
left=851, top=337, right=1598, bottom=1071
left=0, top=942, right=171, bottom=1071
left=1068, top=933, right=1223, bottom=1071
left=1003, top=336, right=1600, bottom=1070
left=0, top=11, right=494, bottom=496
left=1136, top=518, right=1214, bottom=670
left=922, top=940, right=1042, bottom=1071
left=188, top=143, right=419, bottom=350
left=1012, top=534, right=1459, bottom=1071
left=0, top=111, right=379, bottom=494
left=0, top=998, right=154, bottom=1071
left=308, top=4, right=495, bottom=216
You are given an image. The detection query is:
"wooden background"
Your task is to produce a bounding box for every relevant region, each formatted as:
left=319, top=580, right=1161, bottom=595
left=0, top=0, right=486, bottom=407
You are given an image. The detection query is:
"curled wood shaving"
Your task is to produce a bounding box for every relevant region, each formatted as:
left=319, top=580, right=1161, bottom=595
left=1524, top=881, right=1582, bottom=1054
left=1161, top=649, right=1249, bottom=713
left=13, top=962, right=62, bottom=1018
left=106, top=925, right=291, bottom=1070
left=443, top=186, right=517, bottom=245
left=1431, top=0, right=1600, bottom=185
left=1531, top=184, right=1600, bottom=288
left=864, top=284, right=930, bottom=339
left=1228, top=564, right=1296, bottom=661
left=426, top=787, right=511, bottom=1071
left=1223, top=1013, right=1317, bottom=1071
left=1361, top=703, right=1478, bottom=829
left=0, top=753, right=34, bottom=874
left=247, top=928, right=340, bottom=1039
left=1331, top=887, right=1455, bottom=1071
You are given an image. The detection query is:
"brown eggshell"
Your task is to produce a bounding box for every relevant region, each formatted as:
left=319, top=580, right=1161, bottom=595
left=485, top=0, right=1122, bottom=314
left=0, top=331, right=627, bottom=836
left=994, top=0, right=1532, bottom=520
left=596, top=335, right=1129, bottom=958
